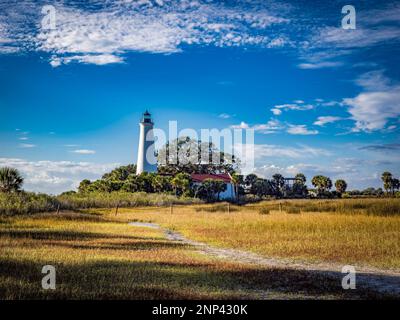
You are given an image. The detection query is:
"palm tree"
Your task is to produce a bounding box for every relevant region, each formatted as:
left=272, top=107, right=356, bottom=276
left=312, top=175, right=332, bottom=196
left=199, top=179, right=215, bottom=201
left=152, top=175, right=172, bottom=193
left=244, top=174, right=258, bottom=187
left=213, top=180, right=227, bottom=201
left=171, top=173, right=191, bottom=196
left=231, top=173, right=243, bottom=202
left=381, top=172, right=393, bottom=195
left=122, top=175, right=140, bottom=192
left=294, top=173, right=306, bottom=185
left=0, top=167, right=24, bottom=192
left=335, top=179, right=347, bottom=195
left=272, top=173, right=285, bottom=197
left=293, top=173, right=307, bottom=197
left=253, top=178, right=273, bottom=198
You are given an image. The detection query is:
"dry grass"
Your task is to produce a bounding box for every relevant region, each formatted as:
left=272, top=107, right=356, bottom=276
left=1, top=198, right=399, bottom=299
left=112, top=200, right=400, bottom=270
left=0, top=210, right=385, bottom=300
left=0, top=191, right=201, bottom=215
left=250, top=198, right=400, bottom=216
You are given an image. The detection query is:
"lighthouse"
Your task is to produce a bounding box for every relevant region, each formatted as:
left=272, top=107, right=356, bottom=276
left=136, top=111, right=157, bottom=175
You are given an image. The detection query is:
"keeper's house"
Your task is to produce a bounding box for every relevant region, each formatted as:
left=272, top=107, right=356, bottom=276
left=191, top=173, right=236, bottom=200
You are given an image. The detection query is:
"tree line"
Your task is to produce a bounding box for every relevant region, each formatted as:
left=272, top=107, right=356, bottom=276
left=0, top=161, right=399, bottom=202
left=77, top=165, right=229, bottom=202
left=74, top=168, right=381, bottom=201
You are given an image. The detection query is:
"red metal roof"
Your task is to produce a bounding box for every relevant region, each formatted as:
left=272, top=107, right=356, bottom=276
left=191, top=173, right=232, bottom=183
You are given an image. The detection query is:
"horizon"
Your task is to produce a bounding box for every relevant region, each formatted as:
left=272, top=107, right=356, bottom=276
left=1, top=0, right=399, bottom=194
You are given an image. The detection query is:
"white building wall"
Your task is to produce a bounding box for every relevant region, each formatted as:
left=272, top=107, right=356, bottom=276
left=136, top=121, right=157, bottom=175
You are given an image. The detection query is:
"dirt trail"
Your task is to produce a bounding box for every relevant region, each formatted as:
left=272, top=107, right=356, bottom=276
left=128, top=222, right=400, bottom=297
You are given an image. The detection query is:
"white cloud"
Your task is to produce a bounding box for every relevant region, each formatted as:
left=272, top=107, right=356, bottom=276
left=355, top=70, right=391, bottom=91
left=231, top=119, right=284, bottom=134
left=218, top=113, right=234, bottom=119
left=343, top=71, right=400, bottom=132
left=231, top=118, right=321, bottom=135
left=0, top=158, right=119, bottom=194
left=252, top=159, right=376, bottom=189
left=312, top=26, right=400, bottom=50
left=51, top=54, right=124, bottom=67
left=19, top=143, right=36, bottom=148
left=49, top=58, right=61, bottom=67
left=297, top=3, right=400, bottom=69
left=30, top=1, right=289, bottom=65
left=255, top=119, right=285, bottom=134
left=230, top=121, right=249, bottom=129
left=297, top=61, right=343, bottom=69
left=320, top=100, right=342, bottom=107
left=271, top=108, right=282, bottom=115
left=266, top=37, right=286, bottom=48
left=2, top=1, right=399, bottom=70
left=313, top=116, right=343, bottom=127
left=287, top=125, right=318, bottom=135
left=272, top=102, right=314, bottom=112
left=236, top=143, right=330, bottom=161
left=71, top=149, right=96, bottom=154
left=344, top=88, right=400, bottom=132
left=0, top=21, right=20, bottom=53
left=243, top=149, right=399, bottom=189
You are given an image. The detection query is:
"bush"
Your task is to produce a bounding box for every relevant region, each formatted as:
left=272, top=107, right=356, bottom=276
left=195, top=203, right=239, bottom=213
left=0, top=192, right=58, bottom=215
left=258, top=207, right=270, bottom=215
left=285, top=207, right=301, bottom=214
left=366, top=201, right=400, bottom=216
left=0, top=191, right=202, bottom=215
left=242, top=194, right=262, bottom=203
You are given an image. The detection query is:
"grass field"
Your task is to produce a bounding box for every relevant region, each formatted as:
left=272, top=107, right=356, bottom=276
left=0, top=191, right=201, bottom=215
left=0, top=198, right=399, bottom=299
left=115, top=200, right=400, bottom=270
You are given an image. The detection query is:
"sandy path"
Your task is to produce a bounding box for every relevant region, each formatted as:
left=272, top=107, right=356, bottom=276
left=128, top=222, right=400, bottom=297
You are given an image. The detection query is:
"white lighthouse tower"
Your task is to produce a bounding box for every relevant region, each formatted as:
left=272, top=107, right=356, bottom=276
left=136, top=111, right=157, bottom=175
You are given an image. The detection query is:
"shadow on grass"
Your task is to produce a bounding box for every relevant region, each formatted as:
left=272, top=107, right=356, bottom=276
left=1, top=220, right=398, bottom=299
left=0, top=257, right=396, bottom=300
left=0, top=229, right=162, bottom=241
left=35, top=211, right=106, bottom=221
left=61, top=241, right=188, bottom=251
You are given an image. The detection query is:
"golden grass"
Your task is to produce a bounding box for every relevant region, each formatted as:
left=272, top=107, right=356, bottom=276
left=111, top=200, right=400, bottom=270
left=1, top=198, right=399, bottom=299
left=0, top=210, right=385, bottom=300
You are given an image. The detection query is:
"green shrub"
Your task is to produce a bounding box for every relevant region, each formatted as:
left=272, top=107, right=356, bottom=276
left=0, top=191, right=202, bottom=215
left=0, top=192, right=58, bottom=215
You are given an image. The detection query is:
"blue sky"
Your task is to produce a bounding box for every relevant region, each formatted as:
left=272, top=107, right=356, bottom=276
left=0, top=0, right=399, bottom=193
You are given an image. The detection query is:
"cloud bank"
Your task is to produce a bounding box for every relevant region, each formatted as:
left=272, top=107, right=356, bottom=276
left=0, top=158, right=119, bottom=194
